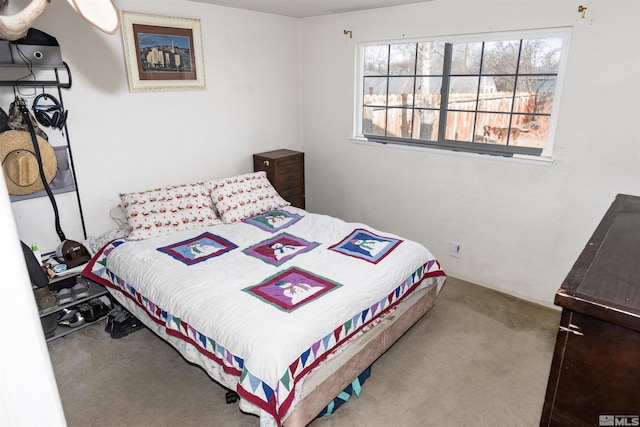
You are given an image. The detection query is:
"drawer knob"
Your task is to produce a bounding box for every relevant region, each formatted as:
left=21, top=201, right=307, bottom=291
left=287, top=174, right=294, bottom=179
left=287, top=182, right=294, bottom=188
left=286, top=166, right=293, bottom=172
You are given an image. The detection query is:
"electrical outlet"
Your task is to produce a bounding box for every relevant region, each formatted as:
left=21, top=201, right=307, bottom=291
left=450, top=242, right=461, bottom=257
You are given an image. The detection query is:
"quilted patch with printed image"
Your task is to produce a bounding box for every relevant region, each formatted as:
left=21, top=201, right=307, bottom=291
left=243, top=233, right=319, bottom=266
left=157, top=232, right=238, bottom=265
left=242, top=210, right=303, bottom=232
left=244, top=267, right=341, bottom=312
left=329, top=228, right=402, bottom=264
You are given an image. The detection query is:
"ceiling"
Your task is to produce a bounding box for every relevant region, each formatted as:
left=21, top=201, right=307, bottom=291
left=187, top=0, right=432, bottom=18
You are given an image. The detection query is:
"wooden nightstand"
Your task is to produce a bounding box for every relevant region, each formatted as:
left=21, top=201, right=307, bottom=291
left=253, top=149, right=305, bottom=209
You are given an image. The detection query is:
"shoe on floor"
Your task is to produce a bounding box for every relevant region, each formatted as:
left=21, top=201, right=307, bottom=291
left=105, top=305, right=127, bottom=334
left=110, top=311, right=145, bottom=339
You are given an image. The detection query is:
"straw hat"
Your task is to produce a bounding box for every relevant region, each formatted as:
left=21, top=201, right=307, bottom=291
left=0, top=130, right=57, bottom=196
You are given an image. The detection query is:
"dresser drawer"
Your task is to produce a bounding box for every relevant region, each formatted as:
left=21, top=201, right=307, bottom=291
left=253, top=149, right=305, bottom=209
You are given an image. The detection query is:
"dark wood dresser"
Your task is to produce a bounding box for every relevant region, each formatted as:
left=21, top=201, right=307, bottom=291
left=540, top=194, right=640, bottom=427
left=253, top=149, right=305, bottom=209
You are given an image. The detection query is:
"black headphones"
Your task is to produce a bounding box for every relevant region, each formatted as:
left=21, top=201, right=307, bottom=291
left=32, top=93, right=67, bottom=130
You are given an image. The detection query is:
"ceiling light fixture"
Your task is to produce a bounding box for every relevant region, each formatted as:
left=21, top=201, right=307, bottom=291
left=0, top=0, right=120, bottom=41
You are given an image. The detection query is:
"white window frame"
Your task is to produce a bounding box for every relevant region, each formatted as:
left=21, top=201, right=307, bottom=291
left=353, top=27, right=572, bottom=160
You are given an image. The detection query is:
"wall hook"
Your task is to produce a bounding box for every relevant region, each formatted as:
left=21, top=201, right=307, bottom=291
left=578, top=5, right=587, bottom=18
left=343, top=29, right=352, bottom=39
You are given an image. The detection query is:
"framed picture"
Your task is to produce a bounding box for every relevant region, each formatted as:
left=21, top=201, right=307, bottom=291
left=121, top=11, right=206, bottom=92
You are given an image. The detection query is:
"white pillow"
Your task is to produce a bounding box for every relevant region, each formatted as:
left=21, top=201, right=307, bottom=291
left=205, top=171, right=290, bottom=224
left=120, top=182, right=222, bottom=240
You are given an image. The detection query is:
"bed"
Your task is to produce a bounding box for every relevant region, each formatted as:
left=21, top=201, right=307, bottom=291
left=82, top=172, right=446, bottom=426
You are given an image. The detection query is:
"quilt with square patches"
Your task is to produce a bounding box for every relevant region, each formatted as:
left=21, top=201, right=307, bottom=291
left=243, top=232, right=318, bottom=266
left=242, top=209, right=303, bottom=232
left=157, top=232, right=238, bottom=265
left=330, top=228, right=401, bottom=264
left=83, top=206, right=445, bottom=426
left=245, top=267, right=341, bottom=311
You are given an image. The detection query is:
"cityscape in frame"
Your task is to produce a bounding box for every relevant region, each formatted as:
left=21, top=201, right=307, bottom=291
left=121, top=11, right=206, bottom=91
left=135, top=31, right=193, bottom=73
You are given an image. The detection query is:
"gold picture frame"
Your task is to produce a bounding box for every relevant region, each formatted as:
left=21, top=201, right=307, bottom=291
left=121, top=11, right=206, bottom=92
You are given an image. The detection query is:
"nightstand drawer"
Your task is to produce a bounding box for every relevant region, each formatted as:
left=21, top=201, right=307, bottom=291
left=278, top=186, right=303, bottom=198
left=274, top=175, right=303, bottom=189
left=275, top=158, right=303, bottom=175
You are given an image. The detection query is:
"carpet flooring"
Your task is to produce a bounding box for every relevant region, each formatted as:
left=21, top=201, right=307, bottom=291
left=47, top=277, right=561, bottom=426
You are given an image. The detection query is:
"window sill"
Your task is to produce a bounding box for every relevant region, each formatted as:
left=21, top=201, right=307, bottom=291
left=350, top=136, right=555, bottom=167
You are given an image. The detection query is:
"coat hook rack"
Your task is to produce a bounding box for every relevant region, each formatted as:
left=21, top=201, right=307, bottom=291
left=578, top=5, right=588, bottom=18
left=343, top=29, right=352, bottom=39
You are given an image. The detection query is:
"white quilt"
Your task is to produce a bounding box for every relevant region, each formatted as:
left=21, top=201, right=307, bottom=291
left=84, top=207, right=445, bottom=425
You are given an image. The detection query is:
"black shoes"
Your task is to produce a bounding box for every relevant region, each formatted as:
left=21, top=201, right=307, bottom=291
left=57, top=308, right=86, bottom=328
left=105, top=305, right=145, bottom=339
left=56, top=297, right=112, bottom=328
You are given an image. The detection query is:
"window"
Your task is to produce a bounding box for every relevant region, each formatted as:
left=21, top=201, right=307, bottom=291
left=357, top=29, right=570, bottom=157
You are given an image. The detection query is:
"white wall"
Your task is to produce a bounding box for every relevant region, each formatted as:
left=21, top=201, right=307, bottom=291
left=0, top=172, right=66, bottom=426
left=299, top=0, right=640, bottom=307
left=3, top=0, right=302, bottom=253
